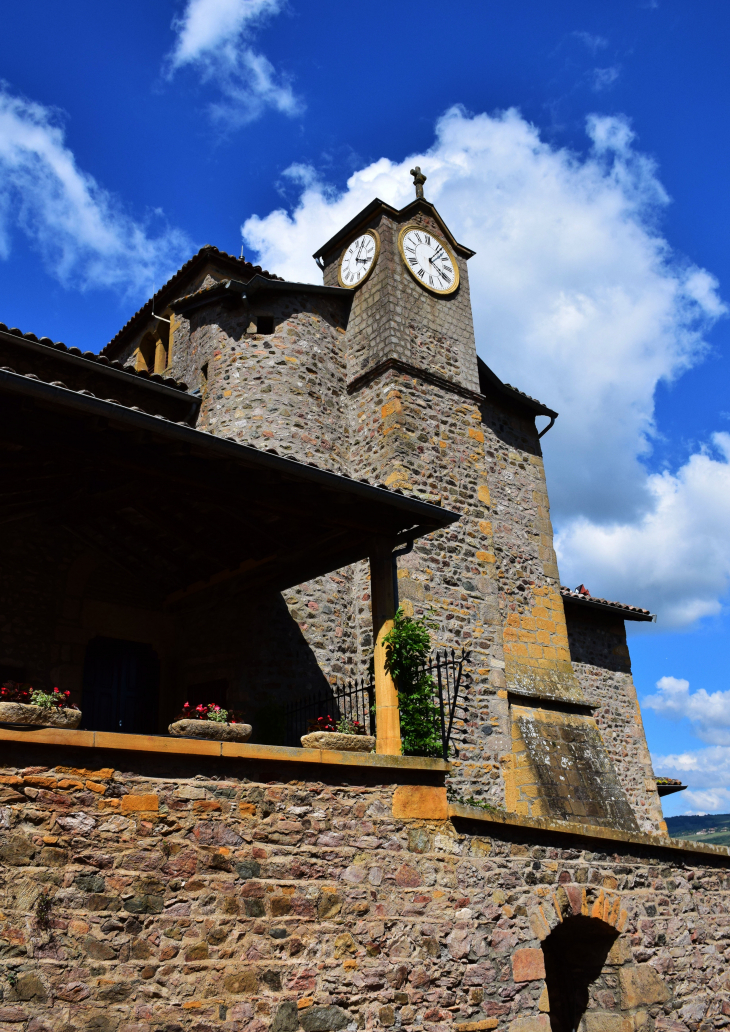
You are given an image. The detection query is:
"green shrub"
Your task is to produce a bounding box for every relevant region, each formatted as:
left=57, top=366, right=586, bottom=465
left=383, top=608, right=442, bottom=757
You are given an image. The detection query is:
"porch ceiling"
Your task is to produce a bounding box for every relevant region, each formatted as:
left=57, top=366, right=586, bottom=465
left=0, top=368, right=458, bottom=601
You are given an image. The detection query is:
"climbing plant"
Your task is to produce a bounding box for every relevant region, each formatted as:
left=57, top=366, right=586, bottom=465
left=383, top=608, right=442, bottom=757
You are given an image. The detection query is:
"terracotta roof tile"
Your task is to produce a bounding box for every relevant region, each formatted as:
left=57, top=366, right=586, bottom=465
left=560, top=585, right=655, bottom=621
left=0, top=321, right=190, bottom=392
left=102, top=245, right=283, bottom=358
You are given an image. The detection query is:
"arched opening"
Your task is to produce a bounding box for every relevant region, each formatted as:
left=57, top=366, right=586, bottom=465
left=136, top=333, right=157, bottom=373
left=135, top=330, right=169, bottom=374
left=542, top=916, right=619, bottom=1032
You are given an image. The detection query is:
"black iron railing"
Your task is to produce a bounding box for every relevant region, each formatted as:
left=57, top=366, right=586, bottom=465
left=283, top=648, right=471, bottom=758
left=283, top=677, right=375, bottom=747
left=419, top=648, right=471, bottom=760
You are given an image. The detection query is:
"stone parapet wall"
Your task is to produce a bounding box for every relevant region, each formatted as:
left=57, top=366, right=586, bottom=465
left=0, top=745, right=726, bottom=1032
left=564, top=608, right=665, bottom=837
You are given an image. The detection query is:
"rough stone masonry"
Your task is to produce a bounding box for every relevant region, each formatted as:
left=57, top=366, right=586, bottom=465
left=0, top=746, right=727, bottom=1032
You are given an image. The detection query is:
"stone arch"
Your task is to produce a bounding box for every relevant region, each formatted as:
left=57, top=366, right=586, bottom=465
left=541, top=915, right=619, bottom=1032
left=528, top=883, right=629, bottom=942
left=525, top=884, right=671, bottom=1032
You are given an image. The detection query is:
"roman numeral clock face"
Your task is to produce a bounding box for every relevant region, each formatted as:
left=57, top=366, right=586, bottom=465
left=338, top=230, right=380, bottom=288
left=398, top=227, right=459, bottom=295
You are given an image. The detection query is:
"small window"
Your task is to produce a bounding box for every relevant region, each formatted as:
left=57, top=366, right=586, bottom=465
left=201, top=362, right=209, bottom=382
left=257, top=315, right=274, bottom=335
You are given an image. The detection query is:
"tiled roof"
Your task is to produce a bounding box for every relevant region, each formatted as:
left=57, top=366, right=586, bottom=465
left=476, top=356, right=557, bottom=419
left=102, top=245, right=283, bottom=358
left=560, top=586, right=655, bottom=621
left=503, top=382, right=550, bottom=408
left=0, top=362, right=450, bottom=512
left=0, top=322, right=189, bottom=392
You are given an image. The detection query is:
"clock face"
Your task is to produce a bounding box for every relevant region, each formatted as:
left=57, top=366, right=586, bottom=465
left=399, top=226, right=459, bottom=295
left=338, top=230, right=379, bottom=288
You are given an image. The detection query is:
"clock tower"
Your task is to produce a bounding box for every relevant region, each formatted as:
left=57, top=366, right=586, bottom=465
left=312, top=174, right=643, bottom=825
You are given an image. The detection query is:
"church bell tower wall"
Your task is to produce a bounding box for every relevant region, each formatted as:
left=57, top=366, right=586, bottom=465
left=166, top=289, right=362, bottom=690
left=344, top=360, right=509, bottom=806
left=168, top=291, right=351, bottom=473
left=480, top=400, right=582, bottom=706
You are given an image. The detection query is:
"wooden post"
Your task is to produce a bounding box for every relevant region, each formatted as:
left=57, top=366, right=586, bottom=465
left=370, top=538, right=401, bottom=755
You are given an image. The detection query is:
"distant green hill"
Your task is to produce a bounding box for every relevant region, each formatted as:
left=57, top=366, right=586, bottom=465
left=665, top=813, right=730, bottom=845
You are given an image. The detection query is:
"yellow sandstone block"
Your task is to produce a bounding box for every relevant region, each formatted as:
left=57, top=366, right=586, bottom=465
left=521, top=617, right=536, bottom=631
left=478, top=485, right=491, bottom=504
left=392, top=785, right=448, bottom=819
left=527, top=644, right=544, bottom=659
left=468, top=428, right=484, bottom=442
left=476, top=551, right=495, bottom=563
left=478, top=521, right=493, bottom=535
left=535, top=618, right=555, bottom=631
left=381, top=398, right=403, bottom=419
left=121, top=793, right=159, bottom=814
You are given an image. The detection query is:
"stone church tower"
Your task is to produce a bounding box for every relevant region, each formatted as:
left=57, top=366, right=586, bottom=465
left=102, top=175, right=665, bottom=836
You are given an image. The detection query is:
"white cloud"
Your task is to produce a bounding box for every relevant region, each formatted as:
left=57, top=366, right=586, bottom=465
left=652, top=745, right=730, bottom=813
left=0, top=85, right=191, bottom=298
left=242, top=105, right=727, bottom=626
left=641, top=675, right=730, bottom=812
left=592, top=66, right=621, bottom=91
left=167, top=0, right=300, bottom=125
left=572, top=31, right=609, bottom=52
left=644, top=675, right=730, bottom=744
left=557, top=434, right=730, bottom=626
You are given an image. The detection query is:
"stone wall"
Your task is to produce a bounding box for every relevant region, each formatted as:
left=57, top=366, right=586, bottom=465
left=168, top=293, right=351, bottom=473
left=479, top=402, right=578, bottom=707
left=564, top=606, right=665, bottom=837
left=0, top=743, right=726, bottom=1032
left=345, top=363, right=502, bottom=804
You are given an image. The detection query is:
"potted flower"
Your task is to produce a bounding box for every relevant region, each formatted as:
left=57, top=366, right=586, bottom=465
left=301, top=714, right=375, bottom=753
left=0, top=682, right=82, bottom=729
left=169, top=701, right=252, bottom=742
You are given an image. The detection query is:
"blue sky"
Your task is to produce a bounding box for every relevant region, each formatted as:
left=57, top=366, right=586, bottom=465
left=2, top=0, right=730, bottom=816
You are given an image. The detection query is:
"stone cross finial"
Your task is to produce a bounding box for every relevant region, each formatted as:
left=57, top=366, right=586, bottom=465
left=410, top=166, right=427, bottom=199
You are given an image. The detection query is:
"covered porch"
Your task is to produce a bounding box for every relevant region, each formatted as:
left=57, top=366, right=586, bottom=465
left=0, top=365, right=458, bottom=755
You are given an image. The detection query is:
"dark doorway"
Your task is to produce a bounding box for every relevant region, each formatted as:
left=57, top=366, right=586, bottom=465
left=542, top=916, right=618, bottom=1032
left=81, top=637, right=160, bottom=734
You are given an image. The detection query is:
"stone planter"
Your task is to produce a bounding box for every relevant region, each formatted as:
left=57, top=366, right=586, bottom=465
left=0, top=702, right=82, bottom=729
left=300, top=731, right=376, bottom=752
left=168, top=719, right=252, bottom=742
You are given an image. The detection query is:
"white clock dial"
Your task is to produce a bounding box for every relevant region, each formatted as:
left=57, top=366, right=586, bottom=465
left=399, top=227, right=459, bottom=294
left=338, top=230, right=379, bottom=288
